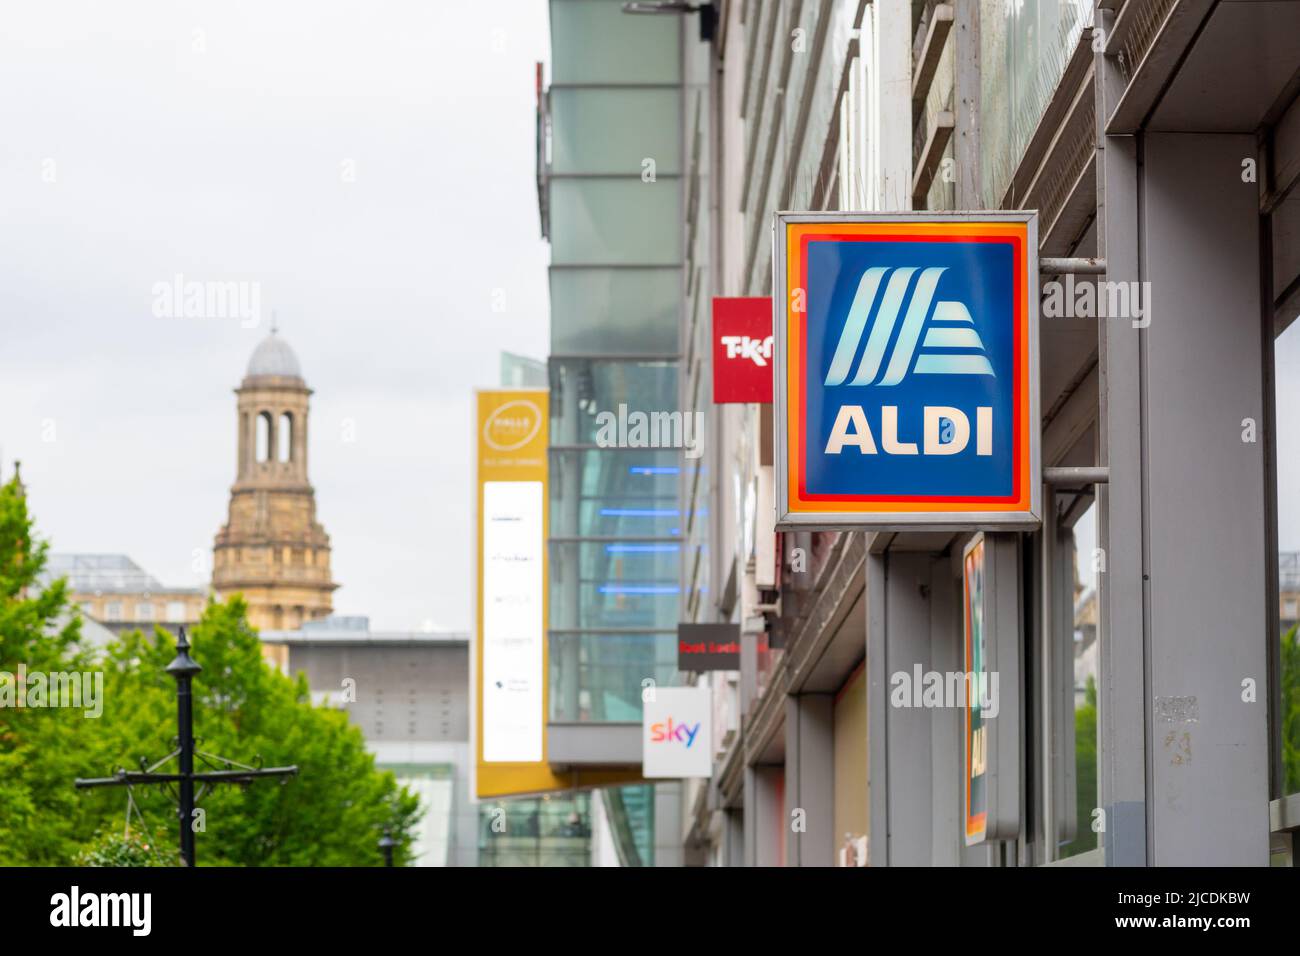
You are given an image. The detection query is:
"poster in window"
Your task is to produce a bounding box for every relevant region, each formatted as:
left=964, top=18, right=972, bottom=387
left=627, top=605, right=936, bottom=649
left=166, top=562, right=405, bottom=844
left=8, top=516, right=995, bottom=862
left=964, top=533, right=987, bottom=845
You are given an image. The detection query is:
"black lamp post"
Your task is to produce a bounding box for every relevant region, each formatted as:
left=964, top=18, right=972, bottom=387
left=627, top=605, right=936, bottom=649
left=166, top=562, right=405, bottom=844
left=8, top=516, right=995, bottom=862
left=164, top=627, right=202, bottom=866
left=76, top=626, right=298, bottom=867
left=378, top=828, right=396, bottom=867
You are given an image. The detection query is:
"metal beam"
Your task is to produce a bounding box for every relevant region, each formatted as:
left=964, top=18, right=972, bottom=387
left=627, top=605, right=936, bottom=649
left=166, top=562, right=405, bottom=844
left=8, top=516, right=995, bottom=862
left=1044, top=465, right=1110, bottom=485
left=1040, top=257, right=1107, bottom=275
left=911, top=111, right=955, bottom=205
left=911, top=4, right=954, bottom=111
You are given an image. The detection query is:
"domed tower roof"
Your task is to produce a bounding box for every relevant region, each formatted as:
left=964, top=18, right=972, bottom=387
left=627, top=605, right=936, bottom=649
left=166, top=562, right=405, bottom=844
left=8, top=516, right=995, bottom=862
left=245, top=331, right=302, bottom=381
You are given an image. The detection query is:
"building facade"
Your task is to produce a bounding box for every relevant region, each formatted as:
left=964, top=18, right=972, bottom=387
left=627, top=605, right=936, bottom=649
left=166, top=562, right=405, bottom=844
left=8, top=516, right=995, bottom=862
left=535, top=0, right=1300, bottom=866
left=263, top=617, right=479, bottom=867
left=532, top=0, right=691, bottom=865
left=212, top=332, right=338, bottom=649
left=43, top=553, right=206, bottom=636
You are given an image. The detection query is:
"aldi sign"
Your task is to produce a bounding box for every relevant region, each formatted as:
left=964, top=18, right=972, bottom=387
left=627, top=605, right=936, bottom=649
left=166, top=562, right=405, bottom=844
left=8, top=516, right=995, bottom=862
left=774, top=212, right=1040, bottom=530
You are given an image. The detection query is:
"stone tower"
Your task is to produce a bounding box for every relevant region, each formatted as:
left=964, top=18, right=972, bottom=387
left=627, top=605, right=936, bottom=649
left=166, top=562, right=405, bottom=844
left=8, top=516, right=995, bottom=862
left=212, top=331, right=337, bottom=636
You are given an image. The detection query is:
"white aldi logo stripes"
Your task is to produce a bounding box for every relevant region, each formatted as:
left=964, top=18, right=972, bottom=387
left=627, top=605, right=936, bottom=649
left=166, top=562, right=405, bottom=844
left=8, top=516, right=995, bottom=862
left=824, top=266, right=995, bottom=387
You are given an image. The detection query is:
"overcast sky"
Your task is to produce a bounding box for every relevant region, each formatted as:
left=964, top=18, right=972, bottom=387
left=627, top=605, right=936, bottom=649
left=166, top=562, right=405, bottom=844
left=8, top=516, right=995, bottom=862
left=0, top=1, right=551, bottom=631
left=3, top=2, right=1299, bottom=630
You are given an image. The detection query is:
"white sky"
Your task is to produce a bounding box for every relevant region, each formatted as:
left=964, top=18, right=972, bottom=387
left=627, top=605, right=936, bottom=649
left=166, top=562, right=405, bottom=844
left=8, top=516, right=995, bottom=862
left=0, top=1, right=551, bottom=631
left=3, top=1, right=1298, bottom=631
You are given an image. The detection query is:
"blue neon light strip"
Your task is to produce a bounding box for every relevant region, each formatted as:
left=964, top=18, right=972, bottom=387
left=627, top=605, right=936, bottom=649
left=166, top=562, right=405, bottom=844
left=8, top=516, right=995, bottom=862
left=597, top=585, right=681, bottom=595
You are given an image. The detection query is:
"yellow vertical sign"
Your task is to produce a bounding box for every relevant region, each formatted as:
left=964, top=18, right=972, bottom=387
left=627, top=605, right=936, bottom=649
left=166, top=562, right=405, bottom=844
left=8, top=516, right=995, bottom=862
left=475, top=389, right=553, bottom=797
left=474, top=389, right=644, bottom=799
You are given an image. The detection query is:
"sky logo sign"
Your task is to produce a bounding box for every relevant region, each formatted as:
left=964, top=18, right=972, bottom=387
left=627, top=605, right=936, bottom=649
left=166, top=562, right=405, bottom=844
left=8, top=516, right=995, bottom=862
left=776, top=214, right=1038, bottom=528
left=649, top=717, right=701, bottom=748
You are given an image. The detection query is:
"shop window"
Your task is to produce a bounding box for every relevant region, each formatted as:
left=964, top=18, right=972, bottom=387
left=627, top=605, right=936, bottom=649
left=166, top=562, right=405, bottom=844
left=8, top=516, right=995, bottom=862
left=1058, top=500, right=1100, bottom=860
left=1275, top=320, right=1300, bottom=797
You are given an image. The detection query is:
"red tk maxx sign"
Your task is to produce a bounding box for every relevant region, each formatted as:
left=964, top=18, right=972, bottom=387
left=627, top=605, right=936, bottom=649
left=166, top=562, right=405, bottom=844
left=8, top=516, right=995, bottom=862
left=712, top=296, right=773, bottom=404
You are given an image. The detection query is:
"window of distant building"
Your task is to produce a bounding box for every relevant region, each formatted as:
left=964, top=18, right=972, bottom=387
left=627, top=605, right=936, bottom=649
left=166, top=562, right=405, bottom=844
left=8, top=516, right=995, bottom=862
left=166, top=601, right=186, bottom=623
left=279, top=412, right=293, bottom=462
left=104, top=602, right=123, bottom=622
left=136, top=602, right=155, bottom=622
left=1285, top=599, right=1298, bottom=619
left=257, top=411, right=272, bottom=462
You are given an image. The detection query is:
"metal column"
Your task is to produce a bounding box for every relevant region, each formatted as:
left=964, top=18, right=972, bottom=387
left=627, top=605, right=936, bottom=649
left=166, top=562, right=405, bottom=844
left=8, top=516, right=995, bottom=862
left=1095, top=8, right=1149, bottom=866
left=784, top=693, right=835, bottom=866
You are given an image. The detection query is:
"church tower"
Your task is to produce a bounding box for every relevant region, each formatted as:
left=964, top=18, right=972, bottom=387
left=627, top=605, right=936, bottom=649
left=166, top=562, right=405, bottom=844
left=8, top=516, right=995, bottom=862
left=212, top=331, right=337, bottom=637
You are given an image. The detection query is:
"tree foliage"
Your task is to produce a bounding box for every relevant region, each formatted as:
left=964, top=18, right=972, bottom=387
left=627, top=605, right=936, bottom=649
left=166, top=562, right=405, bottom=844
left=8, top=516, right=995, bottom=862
left=0, top=476, right=420, bottom=865
left=1060, top=675, right=1098, bottom=859
left=1283, top=624, right=1300, bottom=796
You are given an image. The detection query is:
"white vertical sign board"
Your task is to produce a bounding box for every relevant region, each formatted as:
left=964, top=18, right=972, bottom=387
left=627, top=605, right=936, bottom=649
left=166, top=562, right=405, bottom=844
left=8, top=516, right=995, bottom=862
left=642, top=686, right=712, bottom=778
left=481, top=480, right=544, bottom=763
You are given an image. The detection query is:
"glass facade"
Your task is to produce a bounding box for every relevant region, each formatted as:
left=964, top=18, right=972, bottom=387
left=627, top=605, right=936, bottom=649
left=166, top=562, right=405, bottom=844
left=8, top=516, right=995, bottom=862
left=550, top=88, right=682, bottom=176
left=381, top=763, right=459, bottom=867
left=549, top=633, right=677, bottom=722
left=550, top=0, right=680, bottom=85
left=549, top=272, right=679, bottom=355
left=980, top=0, right=1093, bottom=207
left=602, top=784, right=656, bottom=866
left=477, top=793, right=593, bottom=867
left=549, top=179, right=683, bottom=266
left=545, top=1, right=683, bottom=733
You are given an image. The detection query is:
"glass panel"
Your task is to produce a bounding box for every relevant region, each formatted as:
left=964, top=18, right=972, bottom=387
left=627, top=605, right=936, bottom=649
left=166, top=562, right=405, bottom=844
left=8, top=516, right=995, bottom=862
left=500, top=351, right=547, bottom=388
left=980, top=0, right=1093, bottom=207
left=1272, top=190, right=1300, bottom=301
left=601, top=784, right=656, bottom=866
left=1060, top=501, right=1100, bottom=858
left=549, top=178, right=682, bottom=266
left=550, top=541, right=681, bottom=630
left=549, top=359, right=679, bottom=444
left=1277, top=320, right=1300, bottom=796
left=549, top=632, right=677, bottom=722
left=549, top=448, right=685, bottom=539
left=551, top=88, right=681, bottom=175
left=477, top=793, right=592, bottom=866
left=550, top=0, right=681, bottom=85
left=550, top=268, right=680, bottom=355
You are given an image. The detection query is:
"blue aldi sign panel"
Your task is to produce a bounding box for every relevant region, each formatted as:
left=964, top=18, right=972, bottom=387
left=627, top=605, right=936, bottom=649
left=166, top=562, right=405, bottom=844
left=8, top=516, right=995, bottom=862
left=774, top=212, right=1040, bottom=530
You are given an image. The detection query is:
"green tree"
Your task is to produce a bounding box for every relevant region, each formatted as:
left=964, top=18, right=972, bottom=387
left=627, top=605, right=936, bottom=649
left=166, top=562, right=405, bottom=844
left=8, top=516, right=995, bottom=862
left=1282, top=624, right=1300, bottom=796
left=0, top=474, right=87, bottom=863
left=1060, top=675, right=1098, bottom=859
left=76, top=831, right=175, bottom=867
left=0, top=476, right=421, bottom=865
